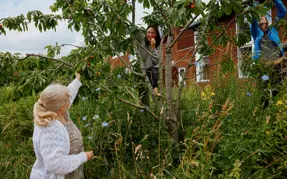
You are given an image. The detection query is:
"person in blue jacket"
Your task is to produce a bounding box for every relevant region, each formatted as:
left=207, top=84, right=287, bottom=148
left=251, top=0, right=286, bottom=60
left=251, top=0, right=286, bottom=108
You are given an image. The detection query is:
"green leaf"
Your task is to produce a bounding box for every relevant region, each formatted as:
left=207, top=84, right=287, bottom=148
left=49, top=5, right=58, bottom=12
left=74, top=23, right=80, bottom=32
left=38, top=23, right=42, bottom=32
left=143, top=0, right=150, bottom=9
left=27, top=12, right=32, bottom=21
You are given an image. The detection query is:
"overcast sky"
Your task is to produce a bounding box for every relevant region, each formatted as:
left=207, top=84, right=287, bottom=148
left=0, top=0, right=209, bottom=56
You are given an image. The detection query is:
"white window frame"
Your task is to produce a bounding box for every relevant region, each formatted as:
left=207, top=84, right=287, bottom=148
left=178, top=67, right=186, bottom=86
left=194, top=31, right=210, bottom=82
left=236, top=44, right=252, bottom=78
left=236, top=10, right=271, bottom=78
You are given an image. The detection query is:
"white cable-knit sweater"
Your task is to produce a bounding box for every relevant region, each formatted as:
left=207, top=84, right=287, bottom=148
left=30, top=79, right=87, bottom=179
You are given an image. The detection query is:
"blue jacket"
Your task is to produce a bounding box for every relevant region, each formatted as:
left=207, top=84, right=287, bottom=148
left=251, top=0, right=286, bottom=60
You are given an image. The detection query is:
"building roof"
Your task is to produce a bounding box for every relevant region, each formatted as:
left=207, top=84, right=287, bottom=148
left=187, top=21, right=201, bottom=30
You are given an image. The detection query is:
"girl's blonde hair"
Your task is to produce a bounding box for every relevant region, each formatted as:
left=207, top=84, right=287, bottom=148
left=33, top=84, right=71, bottom=126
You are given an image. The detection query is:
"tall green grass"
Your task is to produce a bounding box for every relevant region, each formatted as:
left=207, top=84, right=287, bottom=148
left=0, top=75, right=287, bottom=178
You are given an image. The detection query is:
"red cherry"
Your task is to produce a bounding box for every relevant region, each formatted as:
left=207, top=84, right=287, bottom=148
left=190, top=3, right=195, bottom=8
left=0, top=24, right=3, bottom=29
left=87, top=61, right=91, bottom=68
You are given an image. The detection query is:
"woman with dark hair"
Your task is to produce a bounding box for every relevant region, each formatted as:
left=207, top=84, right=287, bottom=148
left=137, top=25, right=162, bottom=96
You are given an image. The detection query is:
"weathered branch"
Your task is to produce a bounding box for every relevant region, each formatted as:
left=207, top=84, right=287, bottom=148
left=124, top=86, right=137, bottom=101
left=119, top=97, right=159, bottom=120
left=117, top=97, right=145, bottom=109
left=134, top=40, right=158, bottom=59
left=167, top=14, right=200, bottom=51
left=19, top=53, right=73, bottom=68
left=173, top=46, right=195, bottom=66
left=159, top=34, right=168, bottom=97
left=51, top=63, right=64, bottom=72
left=99, top=83, right=159, bottom=120
left=60, top=43, right=82, bottom=48
left=115, top=52, right=144, bottom=77
left=132, top=0, right=135, bottom=25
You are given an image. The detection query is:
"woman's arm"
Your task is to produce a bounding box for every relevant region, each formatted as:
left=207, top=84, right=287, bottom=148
left=250, top=19, right=259, bottom=41
left=67, top=73, right=82, bottom=107
left=250, top=1, right=260, bottom=40
left=274, top=0, right=287, bottom=19
left=39, top=121, right=87, bottom=174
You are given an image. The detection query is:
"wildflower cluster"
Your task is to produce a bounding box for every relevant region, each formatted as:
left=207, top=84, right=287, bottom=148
left=201, top=85, right=215, bottom=101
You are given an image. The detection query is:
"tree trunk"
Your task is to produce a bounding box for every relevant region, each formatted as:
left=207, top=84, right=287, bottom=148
left=165, top=35, right=178, bottom=142
left=138, top=59, right=149, bottom=106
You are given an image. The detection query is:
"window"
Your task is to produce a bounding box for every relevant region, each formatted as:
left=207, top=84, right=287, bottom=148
left=194, top=31, right=210, bottom=82
left=236, top=15, right=253, bottom=78
left=237, top=45, right=252, bottom=78
left=196, top=56, right=210, bottom=82
left=178, top=67, right=186, bottom=86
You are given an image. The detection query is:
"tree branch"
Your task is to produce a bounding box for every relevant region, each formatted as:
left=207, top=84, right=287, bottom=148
left=134, top=40, right=158, bottom=59
left=19, top=53, right=73, bottom=68
left=114, top=52, right=144, bottom=77
left=159, top=34, right=168, bottom=96
left=117, top=97, right=145, bottom=109
left=99, top=83, right=159, bottom=120
left=119, top=97, right=159, bottom=120
left=60, top=43, right=82, bottom=48
left=132, top=0, right=135, bottom=25
left=167, top=14, right=200, bottom=51
left=189, top=17, right=236, bottom=68
left=173, top=46, right=195, bottom=66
